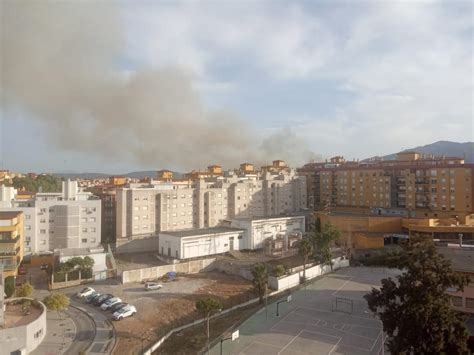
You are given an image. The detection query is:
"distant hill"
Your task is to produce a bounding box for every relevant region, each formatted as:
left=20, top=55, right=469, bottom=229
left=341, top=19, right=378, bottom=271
left=54, top=171, right=183, bottom=179
left=366, top=141, right=474, bottom=163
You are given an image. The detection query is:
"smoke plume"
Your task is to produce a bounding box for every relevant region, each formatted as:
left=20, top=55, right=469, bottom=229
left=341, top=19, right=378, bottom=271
left=1, top=1, right=317, bottom=171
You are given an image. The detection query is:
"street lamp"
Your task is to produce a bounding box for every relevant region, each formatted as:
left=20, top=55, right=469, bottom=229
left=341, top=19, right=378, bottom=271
left=276, top=295, right=292, bottom=317
left=206, top=308, right=222, bottom=354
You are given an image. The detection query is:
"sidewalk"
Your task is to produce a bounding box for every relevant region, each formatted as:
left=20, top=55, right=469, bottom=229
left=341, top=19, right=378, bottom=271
left=31, top=310, right=76, bottom=355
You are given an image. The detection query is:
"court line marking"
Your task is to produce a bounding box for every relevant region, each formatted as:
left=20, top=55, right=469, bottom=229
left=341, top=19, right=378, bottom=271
left=370, top=330, right=383, bottom=352
left=277, top=330, right=305, bottom=355
left=238, top=340, right=282, bottom=355
left=295, top=306, right=381, bottom=325
left=297, top=329, right=375, bottom=352
left=328, top=337, right=342, bottom=355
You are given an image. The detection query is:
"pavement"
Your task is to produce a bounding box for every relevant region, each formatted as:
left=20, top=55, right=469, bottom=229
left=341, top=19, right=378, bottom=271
left=210, top=266, right=401, bottom=355
left=26, top=265, right=116, bottom=355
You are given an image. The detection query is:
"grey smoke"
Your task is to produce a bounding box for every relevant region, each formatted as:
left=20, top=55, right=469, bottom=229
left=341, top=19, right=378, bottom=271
left=1, top=1, right=317, bottom=171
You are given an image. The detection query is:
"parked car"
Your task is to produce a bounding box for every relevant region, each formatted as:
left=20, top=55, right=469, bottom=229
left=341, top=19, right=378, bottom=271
left=101, top=297, right=122, bottom=311
left=85, top=292, right=101, bottom=304
left=109, top=302, right=128, bottom=313
left=40, top=263, right=49, bottom=270
left=93, top=294, right=114, bottom=306
left=145, top=282, right=162, bottom=291
left=113, top=305, right=137, bottom=321
left=77, top=287, right=96, bottom=298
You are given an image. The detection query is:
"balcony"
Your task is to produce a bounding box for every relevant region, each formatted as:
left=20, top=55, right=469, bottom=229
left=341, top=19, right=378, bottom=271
left=0, top=234, right=20, bottom=244
left=0, top=246, right=20, bottom=257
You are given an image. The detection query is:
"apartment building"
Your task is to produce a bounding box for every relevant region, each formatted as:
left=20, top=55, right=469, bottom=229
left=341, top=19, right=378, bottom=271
left=0, top=211, right=24, bottom=277
left=0, top=180, right=101, bottom=255
left=299, top=152, right=473, bottom=220
left=116, top=161, right=307, bottom=251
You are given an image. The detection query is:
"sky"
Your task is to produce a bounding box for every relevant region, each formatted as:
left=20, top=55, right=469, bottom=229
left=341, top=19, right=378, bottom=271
left=0, top=0, right=472, bottom=173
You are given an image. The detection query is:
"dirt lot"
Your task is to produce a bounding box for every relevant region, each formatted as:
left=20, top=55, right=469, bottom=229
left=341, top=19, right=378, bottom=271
left=109, top=271, right=255, bottom=354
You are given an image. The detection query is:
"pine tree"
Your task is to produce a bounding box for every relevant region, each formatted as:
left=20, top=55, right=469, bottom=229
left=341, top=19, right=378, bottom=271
left=364, top=235, right=469, bottom=353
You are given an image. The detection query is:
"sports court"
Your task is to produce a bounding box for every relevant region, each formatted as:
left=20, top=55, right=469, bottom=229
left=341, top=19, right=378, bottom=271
left=211, top=266, right=401, bottom=355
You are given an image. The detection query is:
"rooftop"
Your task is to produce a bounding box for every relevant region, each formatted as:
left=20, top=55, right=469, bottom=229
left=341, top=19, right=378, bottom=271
left=161, top=227, right=244, bottom=238
left=231, top=215, right=306, bottom=222
left=0, top=211, right=22, bottom=220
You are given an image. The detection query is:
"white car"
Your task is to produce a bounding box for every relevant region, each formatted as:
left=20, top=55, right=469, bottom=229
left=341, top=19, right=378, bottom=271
left=77, top=287, right=95, bottom=298
left=145, top=282, right=163, bottom=291
left=101, top=296, right=122, bottom=311
left=113, top=305, right=137, bottom=321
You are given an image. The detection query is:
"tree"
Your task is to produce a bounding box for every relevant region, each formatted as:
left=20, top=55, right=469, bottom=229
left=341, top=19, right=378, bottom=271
left=364, top=235, right=469, bottom=353
left=313, top=222, right=340, bottom=271
left=43, top=292, right=70, bottom=311
left=273, top=265, right=286, bottom=278
left=196, top=297, right=223, bottom=353
left=17, top=282, right=34, bottom=297
left=252, top=263, right=268, bottom=304
left=298, top=237, right=313, bottom=283
left=4, top=276, right=15, bottom=298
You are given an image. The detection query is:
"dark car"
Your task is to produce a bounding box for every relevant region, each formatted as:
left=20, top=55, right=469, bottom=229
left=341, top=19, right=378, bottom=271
left=93, top=294, right=114, bottom=306
left=85, top=292, right=101, bottom=304
left=109, top=302, right=128, bottom=313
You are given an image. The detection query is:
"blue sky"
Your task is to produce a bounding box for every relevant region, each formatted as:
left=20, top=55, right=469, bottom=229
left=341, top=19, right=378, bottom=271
left=0, top=0, right=472, bottom=173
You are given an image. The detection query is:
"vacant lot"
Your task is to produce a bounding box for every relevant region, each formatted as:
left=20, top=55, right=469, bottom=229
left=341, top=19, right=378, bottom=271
left=102, top=271, right=255, bottom=354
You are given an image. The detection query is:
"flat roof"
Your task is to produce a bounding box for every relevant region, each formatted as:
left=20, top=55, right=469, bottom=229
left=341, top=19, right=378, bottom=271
left=0, top=211, right=22, bottom=220
left=232, top=215, right=305, bottom=222
left=160, top=227, right=244, bottom=238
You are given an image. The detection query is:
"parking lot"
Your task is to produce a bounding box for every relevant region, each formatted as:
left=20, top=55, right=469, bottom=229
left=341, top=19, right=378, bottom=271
left=67, top=271, right=254, bottom=354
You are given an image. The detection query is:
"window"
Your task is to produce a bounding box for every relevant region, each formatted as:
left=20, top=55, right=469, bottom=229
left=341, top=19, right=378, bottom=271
left=142, top=206, right=148, bottom=211
left=466, top=298, right=474, bottom=309
left=40, top=240, right=46, bottom=245
left=90, top=227, right=96, bottom=232
left=82, top=238, right=88, bottom=243
left=82, top=227, right=88, bottom=233
left=25, top=215, right=31, bottom=220
left=90, top=217, right=96, bottom=222
left=40, top=219, right=46, bottom=223
left=40, top=229, right=46, bottom=234
left=82, top=217, right=87, bottom=222
left=49, top=208, right=54, bottom=213
left=25, top=225, right=31, bottom=230
left=451, top=296, right=463, bottom=307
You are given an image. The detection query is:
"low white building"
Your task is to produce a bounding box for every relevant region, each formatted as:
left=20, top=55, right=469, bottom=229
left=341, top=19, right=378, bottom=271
left=159, top=227, right=244, bottom=259
left=229, top=215, right=305, bottom=249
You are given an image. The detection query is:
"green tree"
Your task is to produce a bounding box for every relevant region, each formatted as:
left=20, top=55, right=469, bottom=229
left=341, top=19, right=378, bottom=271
left=273, top=265, right=286, bottom=278
left=298, top=237, right=313, bottom=283
left=17, top=282, right=34, bottom=297
left=195, top=297, right=223, bottom=352
left=43, top=292, right=70, bottom=311
left=313, top=222, right=340, bottom=271
left=4, top=276, right=15, bottom=298
left=364, top=235, right=469, bottom=354
left=252, top=263, right=268, bottom=305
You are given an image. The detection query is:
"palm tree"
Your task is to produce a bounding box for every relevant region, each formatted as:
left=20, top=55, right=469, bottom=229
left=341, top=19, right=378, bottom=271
left=252, top=263, right=268, bottom=304
left=298, top=238, right=313, bottom=282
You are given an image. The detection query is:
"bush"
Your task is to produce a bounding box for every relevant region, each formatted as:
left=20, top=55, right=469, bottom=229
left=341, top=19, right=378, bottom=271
left=43, top=292, right=70, bottom=311
left=17, top=282, right=34, bottom=297
left=4, top=276, right=15, bottom=298
left=354, top=251, right=401, bottom=267
left=273, top=265, right=286, bottom=277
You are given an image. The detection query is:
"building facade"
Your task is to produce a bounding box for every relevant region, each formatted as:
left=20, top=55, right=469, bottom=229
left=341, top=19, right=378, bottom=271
left=0, top=180, right=101, bottom=255
left=0, top=212, right=24, bottom=277
left=116, top=161, right=307, bottom=250
left=299, top=153, right=473, bottom=220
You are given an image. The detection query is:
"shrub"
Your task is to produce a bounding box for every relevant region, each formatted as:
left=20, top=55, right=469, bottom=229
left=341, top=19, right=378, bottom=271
left=17, top=282, right=34, bottom=297
left=273, top=265, right=286, bottom=277
left=43, top=292, right=70, bottom=311
left=4, top=276, right=15, bottom=298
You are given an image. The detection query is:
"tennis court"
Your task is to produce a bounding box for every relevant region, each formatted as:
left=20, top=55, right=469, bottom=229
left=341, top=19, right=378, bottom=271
left=211, top=266, right=400, bottom=355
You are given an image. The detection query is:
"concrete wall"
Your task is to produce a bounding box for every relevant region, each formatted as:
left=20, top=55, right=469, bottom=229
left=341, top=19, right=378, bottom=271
left=121, top=258, right=215, bottom=284
left=268, top=257, right=350, bottom=291
left=0, top=298, right=47, bottom=354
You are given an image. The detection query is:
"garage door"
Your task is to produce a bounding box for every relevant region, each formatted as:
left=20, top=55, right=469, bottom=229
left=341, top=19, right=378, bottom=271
left=183, top=242, right=210, bottom=258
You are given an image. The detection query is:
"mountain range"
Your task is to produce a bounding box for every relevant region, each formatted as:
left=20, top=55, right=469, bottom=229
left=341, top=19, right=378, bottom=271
left=365, top=141, right=474, bottom=163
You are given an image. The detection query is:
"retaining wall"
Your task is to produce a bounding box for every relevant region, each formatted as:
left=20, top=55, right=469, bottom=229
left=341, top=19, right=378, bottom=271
left=121, top=258, right=216, bottom=284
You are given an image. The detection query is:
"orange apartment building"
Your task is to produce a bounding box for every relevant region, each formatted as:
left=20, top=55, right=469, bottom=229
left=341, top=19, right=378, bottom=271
left=300, top=152, right=473, bottom=220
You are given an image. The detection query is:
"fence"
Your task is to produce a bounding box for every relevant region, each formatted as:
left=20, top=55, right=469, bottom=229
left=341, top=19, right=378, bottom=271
left=121, top=258, right=216, bottom=284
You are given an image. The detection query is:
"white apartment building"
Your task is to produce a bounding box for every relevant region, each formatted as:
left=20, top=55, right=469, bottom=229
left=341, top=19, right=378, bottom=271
left=116, top=165, right=307, bottom=251
left=0, top=180, right=101, bottom=255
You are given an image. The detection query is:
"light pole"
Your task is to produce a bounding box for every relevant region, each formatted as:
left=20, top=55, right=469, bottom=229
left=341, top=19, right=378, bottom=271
left=207, top=308, right=222, bottom=354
